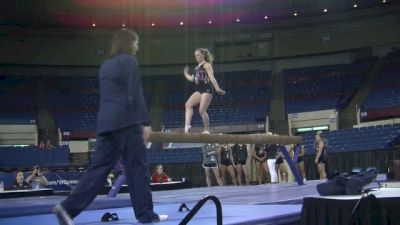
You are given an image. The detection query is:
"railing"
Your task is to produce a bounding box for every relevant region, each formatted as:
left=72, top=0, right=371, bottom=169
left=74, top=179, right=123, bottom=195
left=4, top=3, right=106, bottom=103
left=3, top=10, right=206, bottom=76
left=179, top=195, right=222, bottom=225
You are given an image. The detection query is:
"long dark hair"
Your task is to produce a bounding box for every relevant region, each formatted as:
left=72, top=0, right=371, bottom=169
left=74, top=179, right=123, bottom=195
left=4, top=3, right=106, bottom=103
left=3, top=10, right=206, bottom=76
left=108, top=29, right=139, bottom=58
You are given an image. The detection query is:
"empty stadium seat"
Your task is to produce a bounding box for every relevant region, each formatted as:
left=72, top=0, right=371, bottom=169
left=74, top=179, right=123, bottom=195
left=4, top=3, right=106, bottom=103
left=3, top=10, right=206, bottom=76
left=301, top=124, right=400, bottom=154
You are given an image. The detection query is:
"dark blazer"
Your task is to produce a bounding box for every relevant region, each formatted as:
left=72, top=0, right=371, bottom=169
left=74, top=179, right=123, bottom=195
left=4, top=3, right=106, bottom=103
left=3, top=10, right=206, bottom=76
left=96, top=53, right=149, bottom=134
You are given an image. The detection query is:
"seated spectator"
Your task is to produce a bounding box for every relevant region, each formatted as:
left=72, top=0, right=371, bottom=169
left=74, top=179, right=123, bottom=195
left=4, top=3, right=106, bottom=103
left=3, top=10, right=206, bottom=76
left=45, top=140, right=54, bottom=150
left=151, top=165, right=171, bottom=183
left=25, top=166, right=48, bottom=189
left=38, top=140, right=45, bottom=149
left=13, top=171, right=30, bottom=190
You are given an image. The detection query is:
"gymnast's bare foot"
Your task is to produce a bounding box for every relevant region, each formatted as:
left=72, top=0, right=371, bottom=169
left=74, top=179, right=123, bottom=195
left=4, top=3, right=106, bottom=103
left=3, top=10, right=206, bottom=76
left=184, top=125, right=191, bottom=133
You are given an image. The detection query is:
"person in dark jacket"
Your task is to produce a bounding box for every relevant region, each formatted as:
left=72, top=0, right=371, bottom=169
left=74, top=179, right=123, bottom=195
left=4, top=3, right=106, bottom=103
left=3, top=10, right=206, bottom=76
left=53, top=29, right=167, bottom=225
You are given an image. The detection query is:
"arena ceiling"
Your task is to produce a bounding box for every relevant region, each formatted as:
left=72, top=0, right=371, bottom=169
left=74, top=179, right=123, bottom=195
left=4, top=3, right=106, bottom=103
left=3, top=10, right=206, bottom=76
left=0, top=0, right=393, bottom=28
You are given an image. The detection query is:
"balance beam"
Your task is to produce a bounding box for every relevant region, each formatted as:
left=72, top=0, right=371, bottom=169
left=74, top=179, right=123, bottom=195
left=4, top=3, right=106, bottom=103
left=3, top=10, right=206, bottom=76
left=149, top=132, right=303, bottom=145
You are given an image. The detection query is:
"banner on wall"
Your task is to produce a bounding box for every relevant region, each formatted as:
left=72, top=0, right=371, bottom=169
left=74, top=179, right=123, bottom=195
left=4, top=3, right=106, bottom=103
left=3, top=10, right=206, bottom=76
left=0, top=172, right=84, bottom=191
left=45, top=172, right=82, bottom=191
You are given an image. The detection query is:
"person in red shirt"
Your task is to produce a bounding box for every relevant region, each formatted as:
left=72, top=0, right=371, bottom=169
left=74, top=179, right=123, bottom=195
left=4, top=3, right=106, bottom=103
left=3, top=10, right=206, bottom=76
left=151, top=165, right=171, bottom=183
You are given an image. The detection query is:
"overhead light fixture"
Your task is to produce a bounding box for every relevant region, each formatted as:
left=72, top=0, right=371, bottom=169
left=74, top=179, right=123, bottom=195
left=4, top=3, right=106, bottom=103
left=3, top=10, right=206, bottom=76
left=293, top=12, right=298, bottom=16
left=151, top=23, right=155, bottom=27
left=353, top=3, right=358, bottom=8
left=313, top=126, right=329, bottom=131
left=122, top=23, right=126, bottom=27
left=179, top=21, right=184, bottom=26
left=382, top=0, right=386, bottom=2
left=264, top=15, right=268, bottom=19
left=297, top=126, right=329, bottom=133
left=236, top=18, right=240, bottom=22
left=297, top=128, right=313, bottom=132
left=92, top=23, right=96, bottom=27
left=208, top=20, right=212, bottom=24
left=323, top=8, right=328, bottom=13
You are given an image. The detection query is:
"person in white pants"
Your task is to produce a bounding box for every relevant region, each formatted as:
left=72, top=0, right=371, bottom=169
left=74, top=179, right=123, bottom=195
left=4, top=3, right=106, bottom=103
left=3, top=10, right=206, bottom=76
left=265, top=133, right=279, bottom=183
left=267, top=158, right=278, bottom=183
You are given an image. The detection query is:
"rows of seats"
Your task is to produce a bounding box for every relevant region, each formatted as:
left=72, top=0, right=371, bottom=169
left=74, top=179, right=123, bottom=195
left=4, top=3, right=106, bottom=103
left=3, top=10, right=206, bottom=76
left=362, top=62, right=400, bottom=111
left=147, top=147, right=203, bottom=164
left=163, top=70, right=271, bottom=128
left=284, top=58, right=377, bottom=113
left=386, top=48, right=400, bottom=60
left=301, top=123, right=400, bottom=154
left=45, top=77, right=99, bottom=132
left=0, top=76, right=37, bottom=124
left=45, top=76, right=153, bottom=132
left=0, top=146, right=70, bottom=169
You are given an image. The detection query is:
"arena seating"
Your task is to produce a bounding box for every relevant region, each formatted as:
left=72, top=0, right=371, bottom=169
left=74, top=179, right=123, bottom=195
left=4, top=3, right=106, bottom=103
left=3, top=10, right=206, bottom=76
left=0, top=145, right=70, bottom=169
left=362, top=62, right=400, bottom=117
left=385, top=48, right=400, bottom=60
left=0, top=76, right=37, bottom=124
left=147, top=147, right=203, bottom=164
left=45, top=76, right=152, bottom=132
left=284, top=58, right=377, bottom=113
left=163, top=70, right=272, bottom=128
left=45, top=77, right=98, bottom=132
left=301, top=123, right=400, bottom=154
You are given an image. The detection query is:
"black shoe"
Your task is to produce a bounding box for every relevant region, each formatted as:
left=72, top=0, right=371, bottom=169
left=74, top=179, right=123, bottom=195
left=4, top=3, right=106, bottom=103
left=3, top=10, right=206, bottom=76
left=53, top=204, right=74, bottom=225
left=101, top=212, right=119, bottom=222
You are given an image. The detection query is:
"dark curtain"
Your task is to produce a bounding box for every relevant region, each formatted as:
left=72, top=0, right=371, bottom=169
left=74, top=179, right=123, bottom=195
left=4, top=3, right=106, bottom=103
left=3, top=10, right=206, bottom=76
left=301, top=196, right=400, bottom=225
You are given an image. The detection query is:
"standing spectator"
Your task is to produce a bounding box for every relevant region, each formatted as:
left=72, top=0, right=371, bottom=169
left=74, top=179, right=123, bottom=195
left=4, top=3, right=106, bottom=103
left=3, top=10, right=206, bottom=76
left=290, top=144, right=306, bottom=183
left=232, top=143, right=249, bottom=185
left=252, top=144, right=270, bottom=184
left=315, top=131, right=327, bottom=179
left=266, top=144, right=279, bottom=184
left=202, top=144, right=223, bottom=187
left=218, top=144, right=238, bottom=186
left=266, top=132, right=279, bottom=183
left=275, top=147, right=289, bottom=183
